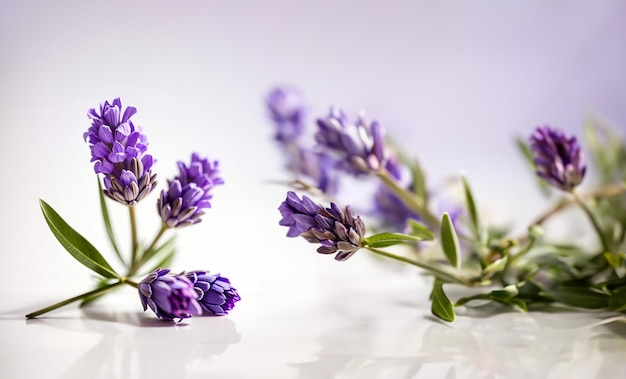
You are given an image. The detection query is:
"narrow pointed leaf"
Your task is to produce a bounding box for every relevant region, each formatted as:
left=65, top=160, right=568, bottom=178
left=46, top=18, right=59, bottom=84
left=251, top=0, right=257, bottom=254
left=98, top=179, right=124, bottom=266
left=461, top=176, right=479, bottom=239
left=141, top=235, right=177, bottom=264
left=408, top=219, right=435, bottom=241
left=80, top=278, right=116, bottom=307
left=40, top=199, right=119, bottom=279
left=364, top=232, right=422, bottom=248
left=489, top=285, right=518, bottom=299
left=516, top=137, right=551, bottom=195
left=144, top=250, right=176, bottom=276
left=431, top=278, right=455, bottom=322
left=141, top=236, right=177, bottom=274
left=544, top=287, right=610, bottom=309
left=410, top=158, right=428, bottom=203
left=440, top=212, right=460, bottom=269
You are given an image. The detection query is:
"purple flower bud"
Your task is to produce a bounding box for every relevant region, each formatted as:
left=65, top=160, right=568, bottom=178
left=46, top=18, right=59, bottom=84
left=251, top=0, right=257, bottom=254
left=186, top=271, right=241, bottom=316
left=138, top=269, right=202, bottom=321
left=530, top=126, right=586, bottom=191
left=266, top=87, right=306, bottom=142
left=315, top=108, right=392, bottom=176
left=279, top=191, right=366, bottom=261
left=158, top=153, right=223, bottom=228
left=84, top=98, right=156, bottom=206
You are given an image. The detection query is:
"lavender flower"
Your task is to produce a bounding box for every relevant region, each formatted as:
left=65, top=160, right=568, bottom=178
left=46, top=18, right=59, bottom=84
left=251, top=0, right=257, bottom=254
left=84, top=98, right=157, bottom=205
left=530, top=126, right=586, bottom=191
left=158, top=153, right=223, bottom=228
left=186, top=271, right=241, bottom=316
left=373, top=183, right=421, bottom=231
left=294, top=149, right=338, bottom=194
left=138, top=269, right=202, bottom=321
left=279, top=191, right=365, bottom=261
left=315, top=108, right=397, bottom=176
left=267, top=87, right=306, bottom=142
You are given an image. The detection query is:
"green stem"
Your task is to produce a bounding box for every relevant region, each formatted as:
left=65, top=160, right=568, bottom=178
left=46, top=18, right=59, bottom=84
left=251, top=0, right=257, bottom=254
left=365, top=246, right=466, bottom=284
left=509, top=236, right=536, bottom=265
left=26, top=280, right=126, bottom=319
left=128, top=224, right=168, bottom=276
left=375, top=169, right=440, bottom=227
left=572, top=190, right=611, bottom=253
left=129, top=206, right=139, bottom=269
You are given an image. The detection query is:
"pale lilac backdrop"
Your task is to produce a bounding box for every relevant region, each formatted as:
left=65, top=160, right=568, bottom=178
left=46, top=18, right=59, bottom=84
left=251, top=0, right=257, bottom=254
left=1, top=0, right=625, bottom=293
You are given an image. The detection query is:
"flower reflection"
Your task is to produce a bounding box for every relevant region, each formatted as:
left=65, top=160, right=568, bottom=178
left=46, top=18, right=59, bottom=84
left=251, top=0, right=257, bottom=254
left=26, top=307, right=241, bottom=379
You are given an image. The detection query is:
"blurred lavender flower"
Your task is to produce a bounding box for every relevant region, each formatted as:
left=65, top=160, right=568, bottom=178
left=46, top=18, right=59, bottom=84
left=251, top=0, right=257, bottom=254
left=279, top=191, right=365, bottom=261
left=138, top=268, right=201, bottom=321
left=530, top=126, right=586, bottom=191
left=373, top=183, right=421, bottom=231
left=315, top=108, right=397, bottom=176
left=267, top=87, right=306, bottom=142
left=84, top=98, right=157, bottom=205
left=294, top=149, right=338, bottom=194
left=158, top=153, right=223, bottom=228
left=186, top=271, right=241, bottom=316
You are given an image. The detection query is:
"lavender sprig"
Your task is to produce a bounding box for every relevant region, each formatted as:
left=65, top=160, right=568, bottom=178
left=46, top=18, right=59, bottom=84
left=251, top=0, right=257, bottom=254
left=27, top=98, right=239, bottom=322
left=270, top=86, right=626, bottom=323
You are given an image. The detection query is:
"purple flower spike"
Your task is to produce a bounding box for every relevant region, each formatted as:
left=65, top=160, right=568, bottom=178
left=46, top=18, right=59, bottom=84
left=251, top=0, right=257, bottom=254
left=530, top=126, right=586, bottom=191
left=158, top=153, right=223, bottom=228
left=315, top=108, right=392, bottom=176
left=267, top=87, right=306, bottom=142
left=84, top=98, right=156, bottom=206
left=279, top=191, right=366, bottom=261
left=186, top=271, right=241, bottom=316
left=138, top=269, right=202, bottom=321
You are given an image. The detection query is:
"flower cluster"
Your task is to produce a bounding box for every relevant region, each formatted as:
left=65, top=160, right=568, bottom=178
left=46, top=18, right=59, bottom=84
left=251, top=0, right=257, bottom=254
left=269, top=85, right=626, bottom=323
left=279, top=191, right=365, bottom=261
left=186, top=271, right=241, bottom=316
left=266, top=87, right=338, bottom=194
left=138, top=269, right=240, bottom=321
left=27, top=98, right=240, bottom=323
left=84, top=98, right=157, bottom=206
left=158, top=153, right=224, bottom=228
left=315, top=108, right=400, bottom=177
left=530, top=126, right=586, bottom=191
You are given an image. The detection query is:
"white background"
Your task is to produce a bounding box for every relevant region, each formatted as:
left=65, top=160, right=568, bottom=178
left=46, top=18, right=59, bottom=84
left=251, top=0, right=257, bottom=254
left=2, top=1, right=626, bottom=378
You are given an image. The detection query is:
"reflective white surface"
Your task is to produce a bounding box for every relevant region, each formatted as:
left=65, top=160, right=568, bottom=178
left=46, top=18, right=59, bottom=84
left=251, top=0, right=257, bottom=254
left=3, top=257, right=626, bottom=379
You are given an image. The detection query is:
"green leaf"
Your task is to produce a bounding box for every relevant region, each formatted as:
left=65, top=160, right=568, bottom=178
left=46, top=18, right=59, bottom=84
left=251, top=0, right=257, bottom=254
left=489, top=285, right=519, bottom=299
left=482, top=256, right=508, bottom=279
left=461, top=176, right=480, bottom=239
left=507, top=298, right=528, bottom=312
left=440, top=212, right=460, bottom=269
left=408, top=219, right=435, bottom=241
left=431, top=278, right=455, bottom=322
left=409, top=158, right=428, bottom=203
left=79, top=278, right=116, bottom=307
left=40, top=199, right=119, bottom=279
left=544, top=287, right=610, bottom=309
left=515, top=137, right=551, bottom=195
left=455, top=293, right=490, bottom=306
left=584, top=119, right=623, bottom=183
left=364, top=232, right=422, bottom=248
left=141, top=236, right=177, bottom=274
left=98, top=179, right=124, bottom=266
